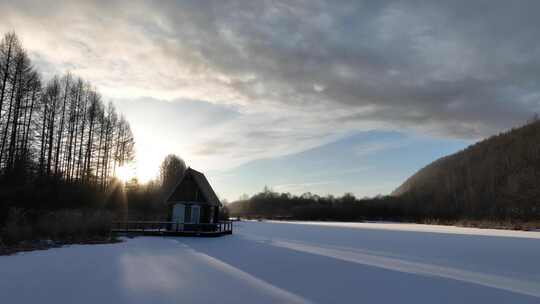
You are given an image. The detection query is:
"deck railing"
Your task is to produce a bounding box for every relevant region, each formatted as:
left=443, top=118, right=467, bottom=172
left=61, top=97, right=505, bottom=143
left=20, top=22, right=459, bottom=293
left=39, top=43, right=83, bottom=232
left=111, top=220, right=233, bottom=234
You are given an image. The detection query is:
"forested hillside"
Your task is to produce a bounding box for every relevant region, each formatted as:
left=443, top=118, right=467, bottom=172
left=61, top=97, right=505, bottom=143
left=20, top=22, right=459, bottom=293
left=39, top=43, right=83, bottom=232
left=228, top=119, right=540, bottom=225
left=392, top=118, right=540, bottom=220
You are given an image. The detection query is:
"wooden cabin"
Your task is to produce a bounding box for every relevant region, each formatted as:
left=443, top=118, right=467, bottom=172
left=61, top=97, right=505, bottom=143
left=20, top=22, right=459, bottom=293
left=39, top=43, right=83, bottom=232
left=165, top=168, right=222, bottom=230
left=111, top=167, right=231, bottom=236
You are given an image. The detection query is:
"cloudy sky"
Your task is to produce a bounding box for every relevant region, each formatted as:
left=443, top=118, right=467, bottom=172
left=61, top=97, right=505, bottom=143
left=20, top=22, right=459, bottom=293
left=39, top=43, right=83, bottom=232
left=1, top=0, right=539, bottom=200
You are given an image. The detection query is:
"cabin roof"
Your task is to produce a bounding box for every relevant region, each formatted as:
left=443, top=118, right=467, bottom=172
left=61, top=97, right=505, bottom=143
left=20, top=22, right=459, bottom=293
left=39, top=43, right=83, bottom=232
left=165, top=168, right=221, bottom=206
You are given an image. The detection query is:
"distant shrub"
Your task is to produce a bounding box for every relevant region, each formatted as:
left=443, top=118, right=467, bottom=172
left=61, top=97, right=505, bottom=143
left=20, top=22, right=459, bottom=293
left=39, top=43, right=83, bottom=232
left=1, top=208, right=33, bottom=245
left=219, top=206, right=230, bottom=220
left=1, top=208, right=113, bottom=245
left=36, top=210, right=113, bottom=240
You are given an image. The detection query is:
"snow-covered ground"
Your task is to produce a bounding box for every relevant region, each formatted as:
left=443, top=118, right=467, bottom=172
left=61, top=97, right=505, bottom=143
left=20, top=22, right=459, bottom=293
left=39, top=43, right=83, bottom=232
left=1, top=221, right=539, bottom=304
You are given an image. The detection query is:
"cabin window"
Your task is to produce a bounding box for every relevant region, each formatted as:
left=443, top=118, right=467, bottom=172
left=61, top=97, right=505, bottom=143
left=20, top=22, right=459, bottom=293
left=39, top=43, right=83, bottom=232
left=172, top=203, right=185, bottom=224
left=191, top=205, right=201, bottom=224
left=172, top=203, right=185, bottom=231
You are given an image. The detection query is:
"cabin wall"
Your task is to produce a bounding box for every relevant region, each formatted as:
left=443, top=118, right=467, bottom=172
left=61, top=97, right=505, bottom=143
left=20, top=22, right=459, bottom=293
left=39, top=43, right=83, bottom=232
left=213, top=206, right=219, bottom=223
left=201, top=206, right=209, bottom=223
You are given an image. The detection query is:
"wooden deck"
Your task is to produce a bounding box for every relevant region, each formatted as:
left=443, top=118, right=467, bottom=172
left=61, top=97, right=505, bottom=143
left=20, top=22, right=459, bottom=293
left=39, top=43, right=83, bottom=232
left=111, top=220, right=233, bottom=237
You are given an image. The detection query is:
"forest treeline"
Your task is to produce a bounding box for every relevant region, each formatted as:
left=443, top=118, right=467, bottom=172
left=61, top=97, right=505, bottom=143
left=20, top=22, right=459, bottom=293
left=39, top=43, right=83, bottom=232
left=0, top=32, right=135, bottom=187
left=229, top=119, right=540, bottom=226
left=227, top=189, right=405, bottom=221
left=0, top=31, right=141, bottom=246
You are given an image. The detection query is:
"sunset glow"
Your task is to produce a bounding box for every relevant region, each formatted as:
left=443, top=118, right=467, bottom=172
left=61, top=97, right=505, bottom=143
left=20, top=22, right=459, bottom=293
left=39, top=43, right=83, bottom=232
left=116, top=165, right=137, bottom=183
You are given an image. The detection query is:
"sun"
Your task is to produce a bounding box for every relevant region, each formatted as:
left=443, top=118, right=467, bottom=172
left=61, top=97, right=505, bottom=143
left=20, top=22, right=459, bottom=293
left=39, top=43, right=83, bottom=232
left=116, top=165, right=136, bottom=182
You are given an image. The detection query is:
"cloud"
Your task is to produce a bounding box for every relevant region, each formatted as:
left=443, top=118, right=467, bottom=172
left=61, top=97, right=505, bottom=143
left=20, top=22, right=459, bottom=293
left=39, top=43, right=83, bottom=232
left=194, top=140, right=235, bottom=156
left=2, top=0, right=540, bottom=174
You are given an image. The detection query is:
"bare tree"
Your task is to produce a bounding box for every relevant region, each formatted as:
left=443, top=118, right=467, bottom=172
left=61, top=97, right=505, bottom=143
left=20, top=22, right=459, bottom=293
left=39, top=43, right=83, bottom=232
left=0, top=31, right=136, bottom=190
left=159, top=154, right=187, bottom=196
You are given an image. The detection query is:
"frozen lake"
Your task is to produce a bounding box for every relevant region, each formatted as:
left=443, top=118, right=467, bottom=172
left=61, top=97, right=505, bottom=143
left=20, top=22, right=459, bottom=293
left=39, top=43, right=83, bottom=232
left=1, top=221, right=539, bottom=303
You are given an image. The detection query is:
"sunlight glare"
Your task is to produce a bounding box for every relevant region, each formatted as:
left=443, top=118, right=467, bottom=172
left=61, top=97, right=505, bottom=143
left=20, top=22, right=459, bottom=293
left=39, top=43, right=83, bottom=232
left=116, top=165, right=136, bottom=182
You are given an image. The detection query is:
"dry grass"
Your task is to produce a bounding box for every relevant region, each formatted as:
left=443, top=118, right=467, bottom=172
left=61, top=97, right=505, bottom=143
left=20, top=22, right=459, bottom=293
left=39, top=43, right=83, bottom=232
left=421, top=218, right=540, bottom=231
left=1, top=208, right=114, bottom=246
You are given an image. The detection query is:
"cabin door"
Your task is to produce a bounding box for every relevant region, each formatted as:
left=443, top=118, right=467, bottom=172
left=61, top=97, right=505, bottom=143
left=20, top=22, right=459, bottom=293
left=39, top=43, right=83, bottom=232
left=172, top=203, right=185, bottom=230
left=191, top=205, right=200, bottom=224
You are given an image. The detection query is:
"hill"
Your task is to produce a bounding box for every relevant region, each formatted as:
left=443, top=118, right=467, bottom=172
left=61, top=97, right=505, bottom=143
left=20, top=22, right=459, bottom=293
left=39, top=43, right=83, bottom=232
left=392, top=119, right=540, bottom=220
left=226, top=119, right=540, bottom=224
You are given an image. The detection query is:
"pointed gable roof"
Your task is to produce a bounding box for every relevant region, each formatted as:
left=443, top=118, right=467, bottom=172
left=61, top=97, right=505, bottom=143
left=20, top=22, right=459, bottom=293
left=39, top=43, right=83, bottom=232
left=165, top=168, right=221, bottom=206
